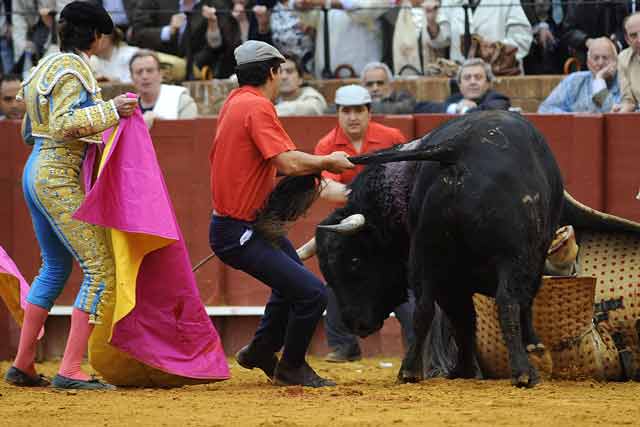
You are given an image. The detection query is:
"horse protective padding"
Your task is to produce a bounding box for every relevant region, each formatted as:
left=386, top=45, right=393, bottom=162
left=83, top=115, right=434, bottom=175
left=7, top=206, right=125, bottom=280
left=579, top=230, right=640, bottom=380
left=474, top=276, right=622, bottom=380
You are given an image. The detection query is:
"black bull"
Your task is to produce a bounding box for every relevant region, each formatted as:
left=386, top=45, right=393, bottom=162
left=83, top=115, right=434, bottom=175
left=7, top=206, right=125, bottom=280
left=315, top=111, right=564, bottom=388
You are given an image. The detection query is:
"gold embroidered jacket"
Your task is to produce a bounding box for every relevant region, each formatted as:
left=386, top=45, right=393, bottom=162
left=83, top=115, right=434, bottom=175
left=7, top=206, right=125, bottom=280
left=19, top=52, right=119, bottom=144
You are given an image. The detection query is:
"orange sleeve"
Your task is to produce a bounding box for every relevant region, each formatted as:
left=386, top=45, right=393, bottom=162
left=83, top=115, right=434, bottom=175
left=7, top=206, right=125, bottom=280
left=391, top=128, right=407, bottom=145
left=246, top=101, right=296, bottom=159
left=315, top=133, right=343, bottom=183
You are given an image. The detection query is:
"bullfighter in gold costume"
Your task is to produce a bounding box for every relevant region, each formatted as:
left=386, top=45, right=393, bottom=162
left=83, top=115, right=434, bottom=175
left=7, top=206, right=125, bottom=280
left=4, top=1, right=137, bottom=390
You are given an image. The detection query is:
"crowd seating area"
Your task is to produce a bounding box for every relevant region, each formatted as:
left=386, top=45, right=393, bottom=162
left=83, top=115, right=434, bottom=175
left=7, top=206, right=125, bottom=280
left=1, top=113, right=639, bottom=360
left=100, top=75, right=566, bottom=115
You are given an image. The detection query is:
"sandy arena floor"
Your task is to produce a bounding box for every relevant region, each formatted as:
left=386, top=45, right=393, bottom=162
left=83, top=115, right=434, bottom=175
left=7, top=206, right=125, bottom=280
left=1, top=358, right=639, bottom=427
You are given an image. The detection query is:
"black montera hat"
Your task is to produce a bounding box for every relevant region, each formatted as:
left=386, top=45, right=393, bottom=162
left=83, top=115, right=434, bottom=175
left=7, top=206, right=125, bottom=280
left=59, top=1, right=114, bottom=34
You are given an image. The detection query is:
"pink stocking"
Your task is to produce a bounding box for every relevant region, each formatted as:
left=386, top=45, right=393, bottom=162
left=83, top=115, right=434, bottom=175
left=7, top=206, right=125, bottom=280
left=58, top=308, right=94, bottom=381
left=13, top=303, right=49, bottom=377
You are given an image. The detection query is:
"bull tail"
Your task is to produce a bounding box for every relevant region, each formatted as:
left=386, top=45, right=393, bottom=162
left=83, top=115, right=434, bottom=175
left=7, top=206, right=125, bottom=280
left=423, top=304, right=457, bottom=378
left=349, top=138, right=459, bottom=166
left=423, top=304, right=483, bottom=379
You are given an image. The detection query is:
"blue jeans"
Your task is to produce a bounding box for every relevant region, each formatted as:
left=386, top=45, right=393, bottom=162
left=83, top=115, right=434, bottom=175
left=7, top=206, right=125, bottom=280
left=209, top=215, right=328, bottom=367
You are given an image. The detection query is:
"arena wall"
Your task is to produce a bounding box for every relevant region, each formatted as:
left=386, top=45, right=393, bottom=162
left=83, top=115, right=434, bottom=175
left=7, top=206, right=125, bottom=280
left=0, top=113, right=639, bottom=360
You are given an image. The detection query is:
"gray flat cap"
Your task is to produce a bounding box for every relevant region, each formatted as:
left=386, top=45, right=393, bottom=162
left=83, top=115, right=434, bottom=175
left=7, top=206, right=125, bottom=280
left=234, top=41, right=285, bottom=66
left=334, top=84, right=372, bottom=106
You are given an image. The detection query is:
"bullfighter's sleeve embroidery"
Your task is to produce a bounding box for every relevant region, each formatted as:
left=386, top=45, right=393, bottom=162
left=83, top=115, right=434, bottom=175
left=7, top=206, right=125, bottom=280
left=48, top=74, right=119, bottom=141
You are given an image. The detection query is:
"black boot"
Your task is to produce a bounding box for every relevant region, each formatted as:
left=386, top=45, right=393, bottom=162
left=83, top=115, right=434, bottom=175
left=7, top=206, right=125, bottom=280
left=235, top=343, right=278, bottom=380
left=273, top=360, right=336, bottom=387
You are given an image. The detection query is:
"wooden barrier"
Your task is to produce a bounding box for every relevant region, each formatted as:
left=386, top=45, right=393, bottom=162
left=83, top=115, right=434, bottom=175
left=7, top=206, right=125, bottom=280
left=527, top=114, right=605, bottom=210
left=603, top=114, right=640, bottom=220
left=1, top=113, right=639, bottom=361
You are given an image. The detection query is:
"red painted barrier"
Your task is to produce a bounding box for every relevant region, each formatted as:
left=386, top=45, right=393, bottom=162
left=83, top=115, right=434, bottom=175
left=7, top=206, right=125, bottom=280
left=527, top=114, right=605, bottom=210
left=0, top=120, right=31, bottom=358
left=603, top=114, right=640, bottom=221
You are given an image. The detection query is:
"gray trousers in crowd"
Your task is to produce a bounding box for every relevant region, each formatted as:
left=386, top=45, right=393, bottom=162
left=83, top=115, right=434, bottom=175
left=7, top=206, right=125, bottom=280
left=324, top=286, right=416, bottom=354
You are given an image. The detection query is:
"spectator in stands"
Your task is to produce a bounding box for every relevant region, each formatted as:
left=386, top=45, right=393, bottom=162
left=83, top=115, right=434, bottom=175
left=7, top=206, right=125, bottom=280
left=90, top=28, right=139, bottom=83
left=0, top=74, right=25, bottom=120
left=313, top=84, right=415, bottom=362
left=102, top=0, right=136, bottom=37
left=263, top=0, right=314, bottom=73
left=12, top=0, right=55, bottom=70
left=1, top=0, right=13, bottom=75
left=379, top=0, right=445, bottom=76
left=415, top=58, right=510, bottom=113
left=539, top=37, right=620, bottom=113
left=613, top=12, right=640, bottom=112
left=361, top=61, right=416, bottom=114
left=275, top=54, right=326, bottom=116
left=294, top=0, right=389, bottom=78
left=231, top=0, right=250, bottom=43
left=562, top=0, right=627, bottom=65
left=129, top=50, right=198, bottom=128
left=131, top=0, right=241, bottom=78
left=423, top=0, right=532, bottom=69
left=521, top=0, right=569, bottom=74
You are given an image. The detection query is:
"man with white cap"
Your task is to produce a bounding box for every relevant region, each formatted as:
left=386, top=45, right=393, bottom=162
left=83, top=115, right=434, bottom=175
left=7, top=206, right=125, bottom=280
left=209, top=40, right=354, bottom=387
left=314, top=84, right=416, bottom=362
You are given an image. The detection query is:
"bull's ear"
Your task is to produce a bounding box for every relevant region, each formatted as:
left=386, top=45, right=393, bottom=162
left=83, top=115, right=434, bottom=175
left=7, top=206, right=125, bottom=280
left=317, top=214, right=365, bottom=234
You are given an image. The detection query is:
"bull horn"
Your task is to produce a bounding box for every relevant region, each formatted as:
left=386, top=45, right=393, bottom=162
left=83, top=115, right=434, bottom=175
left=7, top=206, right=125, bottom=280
left=317, top=214, right=366, bottom=234
left=296, top=237, right=317, bottom=261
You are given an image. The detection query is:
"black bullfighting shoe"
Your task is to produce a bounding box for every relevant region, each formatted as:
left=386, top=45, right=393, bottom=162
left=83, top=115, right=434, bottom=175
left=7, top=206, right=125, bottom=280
left=235, top=343, right=278, bottom=380
left=4, top=366, right=51, bottom=387
left=273, top=360, right=336, bottom=388
left=51, top=374, right=116, bottom=390
left=324, top=346, right=362, bottom=363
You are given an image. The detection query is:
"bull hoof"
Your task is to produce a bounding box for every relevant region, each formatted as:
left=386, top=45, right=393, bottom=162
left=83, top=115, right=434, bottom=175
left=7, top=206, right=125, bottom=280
left=396, top=369, right=423, bottom=384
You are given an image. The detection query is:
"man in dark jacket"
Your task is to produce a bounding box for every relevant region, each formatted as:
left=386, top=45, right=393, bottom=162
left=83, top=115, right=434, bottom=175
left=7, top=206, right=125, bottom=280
left=361, top=62, right=416, bottom=114
left=131, top=0, right=241, bottom=78
left=521, top=0, right=569, bottom=74
left=415, top=58, right=510, bottom=114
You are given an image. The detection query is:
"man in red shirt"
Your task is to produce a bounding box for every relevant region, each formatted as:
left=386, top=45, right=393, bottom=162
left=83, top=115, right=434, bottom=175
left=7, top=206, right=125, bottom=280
left=315, top=85, right=406, bottom=203
left=314, top=85, right=416, bottom=363
left=209, top=41, right=354, bottom=388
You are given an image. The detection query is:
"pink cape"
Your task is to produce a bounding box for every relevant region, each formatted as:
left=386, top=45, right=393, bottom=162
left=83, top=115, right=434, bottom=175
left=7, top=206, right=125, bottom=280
left=0, top=246, right=31, bottom=325
left=74, top=106, right=229, bottom=383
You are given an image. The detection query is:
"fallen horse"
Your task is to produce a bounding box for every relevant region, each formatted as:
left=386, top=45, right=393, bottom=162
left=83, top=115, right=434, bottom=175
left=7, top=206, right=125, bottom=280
left=471, top=193, right=640, bottom=382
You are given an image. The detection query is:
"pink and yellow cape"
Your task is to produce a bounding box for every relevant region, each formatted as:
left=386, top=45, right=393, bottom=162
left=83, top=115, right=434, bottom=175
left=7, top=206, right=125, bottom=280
left=0, top=247, right=31, bottom=328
